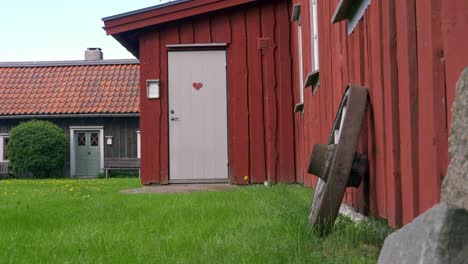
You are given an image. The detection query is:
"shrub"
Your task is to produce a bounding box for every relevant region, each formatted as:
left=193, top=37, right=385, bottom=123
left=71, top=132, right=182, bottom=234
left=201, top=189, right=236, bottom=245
left=6, top=120, right=68, bottom=178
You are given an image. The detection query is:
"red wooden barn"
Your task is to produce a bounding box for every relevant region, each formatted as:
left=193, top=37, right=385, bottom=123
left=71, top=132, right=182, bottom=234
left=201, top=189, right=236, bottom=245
left=103, top=0, right=296, bottom=186
left=103, top=0, right=468, bottom=226
left=289, top=0, right=468, bottom=227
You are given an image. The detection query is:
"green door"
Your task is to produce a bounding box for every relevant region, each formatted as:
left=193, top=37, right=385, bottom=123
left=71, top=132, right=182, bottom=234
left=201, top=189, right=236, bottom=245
left=75, top=131, right=101, bottom=177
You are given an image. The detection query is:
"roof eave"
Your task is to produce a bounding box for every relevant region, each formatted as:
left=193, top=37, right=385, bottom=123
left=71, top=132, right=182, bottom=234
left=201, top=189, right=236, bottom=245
left=102, top=0, right=258, bottom=36
left=102, top=0, right=191, bottom=22
left=0, top=113, right=140, bottom=119
left=0, top=58, right=139, bottom=68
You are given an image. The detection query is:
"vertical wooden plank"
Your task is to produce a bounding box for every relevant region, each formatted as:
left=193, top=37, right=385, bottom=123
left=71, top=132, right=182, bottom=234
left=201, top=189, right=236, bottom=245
left=275, top=0, right=295, bottom=183
left=381, top=0, right=402, bottom=227
left=415, top=0, right=446, bottom=213
left=194, top=19, right=211, bottom=43
left=440, top=0, right=467, bottom=188
left=129, top=119, right=133, bottom=158
left=304, top=0, right=327, bottom=187
left=343, top=1, right=360, bottom=206
left=301, top=0, right=314, bottom=187
left=261, top=3, right=278, bottom=183
left=246, top=6, right=267, bottom=183
left=227, top=10, right=249, bottom=184
left=339, top=21, right=350, bottom=201
left=123, top=118, right=131, bottom=157
left=108, top=118, right=115, bottom=158
left=328, top=0, right=340, bottom=116
left=322, top=0, right=333, bottom=143
left=211, top=15, right=232, bottom=43
left=159, top=27, right=180, bottom=184
left=441, top=0, right=468, bottom=127
left=139, top=31, right=161, bottom=184
left=319, top=0, right=339, bottom=200
left=290, top=2, right=305, bottom=184
left=354, top=14, right=371, bottom=213
left=365, top=2, right=388, bottom=217
left=395, top=0, right=420, bottom=224
left=179, top=22, right=194, bottom=44
left=126, top=118, right=134, bottom=158
left=121, top=118, right=126, bottom=158
left=347, top=23, right=362, bottom=207
left=296, top=0, right=309, bottom=184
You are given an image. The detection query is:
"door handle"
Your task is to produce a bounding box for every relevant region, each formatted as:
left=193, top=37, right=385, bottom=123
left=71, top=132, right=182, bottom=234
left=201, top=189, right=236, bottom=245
left=170, top=117, right=180, bottom=121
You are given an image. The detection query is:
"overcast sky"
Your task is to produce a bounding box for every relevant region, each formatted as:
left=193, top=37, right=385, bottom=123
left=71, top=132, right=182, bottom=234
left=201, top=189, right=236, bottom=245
left=0, top=0, right=171, bottom=62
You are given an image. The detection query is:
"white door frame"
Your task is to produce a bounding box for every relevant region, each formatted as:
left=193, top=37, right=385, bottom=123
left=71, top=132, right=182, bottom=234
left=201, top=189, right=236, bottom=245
left=69, top=126, right=104, bottom=177
left=167, top=49, right=229, bottom=182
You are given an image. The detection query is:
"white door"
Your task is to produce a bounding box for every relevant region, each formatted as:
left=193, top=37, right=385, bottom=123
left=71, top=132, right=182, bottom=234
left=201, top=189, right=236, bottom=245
left=168, top=50, right=228, bottom=181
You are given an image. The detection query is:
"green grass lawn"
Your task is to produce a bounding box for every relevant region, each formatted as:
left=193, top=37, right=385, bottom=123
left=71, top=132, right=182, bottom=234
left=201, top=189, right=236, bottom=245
left=0, top=179, right=390, bottom=263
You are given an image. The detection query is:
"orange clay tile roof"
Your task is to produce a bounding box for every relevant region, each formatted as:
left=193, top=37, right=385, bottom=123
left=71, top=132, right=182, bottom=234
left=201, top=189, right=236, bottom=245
left=0, top=59, right=139, bottom=116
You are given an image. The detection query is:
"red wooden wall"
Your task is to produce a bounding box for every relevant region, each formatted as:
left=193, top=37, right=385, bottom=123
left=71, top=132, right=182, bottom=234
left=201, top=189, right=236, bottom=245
left=292, top=0, right=468, bottom=226
left=138, top=0, right=296, bottom=185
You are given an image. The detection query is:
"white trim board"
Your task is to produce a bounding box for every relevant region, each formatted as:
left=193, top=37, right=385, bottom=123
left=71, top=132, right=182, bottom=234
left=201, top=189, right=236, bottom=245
left=69, top=126, right=104, bottom=177
left=166, top=43, right=227, bottom=48
left=136, top=131, right=141, bottom=159
left=0, top=133, right=9, bottom=161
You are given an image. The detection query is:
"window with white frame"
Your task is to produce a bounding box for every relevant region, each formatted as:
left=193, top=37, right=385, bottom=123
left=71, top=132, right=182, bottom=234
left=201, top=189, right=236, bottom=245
left=292, top=4, right=304, bottom=109
left=302, top=1, right=320, bottom=95
left=136, top=131, right=141, bottom=159
left=298, top=20, right=304, bottom=103
left=310, top=0, right=319, bottom=71
left=0, top=134, right=10, bottom=161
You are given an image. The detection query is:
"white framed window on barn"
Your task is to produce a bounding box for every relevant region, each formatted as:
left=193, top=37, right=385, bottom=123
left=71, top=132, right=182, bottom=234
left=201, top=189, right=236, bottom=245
left=304, top=0, right=320, bottom=94
left=310, top=0, right=319, bottom=72
left=292, top=4, right=305, bottom=113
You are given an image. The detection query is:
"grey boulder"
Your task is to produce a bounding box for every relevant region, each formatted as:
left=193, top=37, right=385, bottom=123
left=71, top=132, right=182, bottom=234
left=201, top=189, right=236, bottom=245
left=441, top=67, right=468, bottom=210
left=378, top=202, right=468, bottom=264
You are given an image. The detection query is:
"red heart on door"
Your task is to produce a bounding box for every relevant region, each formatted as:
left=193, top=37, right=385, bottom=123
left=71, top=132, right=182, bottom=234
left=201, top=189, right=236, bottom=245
left=192, top=82, right=203, bottom=91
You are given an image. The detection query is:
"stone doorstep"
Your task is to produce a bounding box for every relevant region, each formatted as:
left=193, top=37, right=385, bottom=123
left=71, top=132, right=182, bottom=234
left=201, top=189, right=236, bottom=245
left=121, top=183, right=239, bottom=194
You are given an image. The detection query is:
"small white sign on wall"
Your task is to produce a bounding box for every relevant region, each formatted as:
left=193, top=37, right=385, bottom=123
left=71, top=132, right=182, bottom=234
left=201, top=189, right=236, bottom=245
left=105, top=136, right=113, bottom=145
left=147, top=79, right=160, bottom=99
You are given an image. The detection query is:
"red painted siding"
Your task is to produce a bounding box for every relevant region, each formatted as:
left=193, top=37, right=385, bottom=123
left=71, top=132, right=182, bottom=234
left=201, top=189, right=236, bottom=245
left=138, top=1, right=296, bottom=185
left=293, top=0, right=468, bottom=226
left=139, top=32, right=161, bottom=185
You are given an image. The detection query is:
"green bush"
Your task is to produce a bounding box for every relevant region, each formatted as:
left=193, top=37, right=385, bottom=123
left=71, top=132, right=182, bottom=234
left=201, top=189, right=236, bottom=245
left=6, top=120, right=68, bottom=178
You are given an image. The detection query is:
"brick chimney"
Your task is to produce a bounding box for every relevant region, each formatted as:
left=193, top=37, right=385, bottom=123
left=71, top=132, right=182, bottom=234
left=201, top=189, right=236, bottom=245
left=85, top=48, right=103, bottom=61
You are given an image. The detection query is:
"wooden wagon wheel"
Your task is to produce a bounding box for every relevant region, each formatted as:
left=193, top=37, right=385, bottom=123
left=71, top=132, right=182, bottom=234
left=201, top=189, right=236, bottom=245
left=307, top=84, right=369, bottom=234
